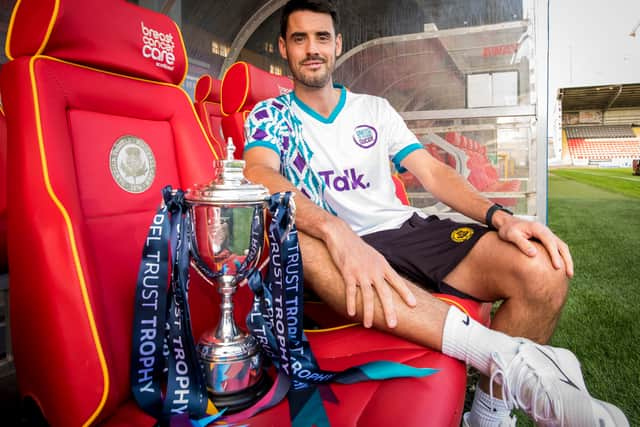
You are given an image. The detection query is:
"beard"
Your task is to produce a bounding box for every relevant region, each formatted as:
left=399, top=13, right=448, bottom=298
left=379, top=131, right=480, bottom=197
left=289, top=55, right=333, bottom=88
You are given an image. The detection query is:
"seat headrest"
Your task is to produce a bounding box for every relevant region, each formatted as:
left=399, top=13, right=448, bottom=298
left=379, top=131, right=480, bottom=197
left=5, top=0, right=187, bottom=85
left=194, top=74, right=221, bottom=103
left=220, top=61, right=293, bottom=115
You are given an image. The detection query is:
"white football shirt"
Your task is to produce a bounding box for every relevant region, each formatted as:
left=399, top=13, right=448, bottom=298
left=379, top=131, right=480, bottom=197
left=245, top=86, right=425, bottom=235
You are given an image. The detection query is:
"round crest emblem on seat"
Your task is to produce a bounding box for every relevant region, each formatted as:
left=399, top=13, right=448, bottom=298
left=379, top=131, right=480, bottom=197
left=109, top=135, right=156, bottom=193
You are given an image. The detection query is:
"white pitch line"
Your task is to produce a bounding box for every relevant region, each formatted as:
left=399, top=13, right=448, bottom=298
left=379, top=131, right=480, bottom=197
left=552, top=170, right=640, bottom=183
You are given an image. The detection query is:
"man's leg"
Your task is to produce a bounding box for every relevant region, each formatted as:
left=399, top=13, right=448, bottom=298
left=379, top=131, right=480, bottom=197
left=299, top=231, right=628, bottom=427
left=443, top=231, right=568, bottom=345
left=441, top=231, right=568, bottom=425
left=300, top=229, right=567, bottom=353
left=299, top=232, right=451, bottom=349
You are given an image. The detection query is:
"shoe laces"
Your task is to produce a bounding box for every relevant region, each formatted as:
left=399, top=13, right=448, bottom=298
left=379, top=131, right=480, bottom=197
left=489, top=349, right=564, bottom=426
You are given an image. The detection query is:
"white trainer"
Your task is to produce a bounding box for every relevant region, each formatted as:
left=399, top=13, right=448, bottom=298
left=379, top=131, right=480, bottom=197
left=489, top=340, right=629, bottom=427
left=462, top=411, right=516, bottom=427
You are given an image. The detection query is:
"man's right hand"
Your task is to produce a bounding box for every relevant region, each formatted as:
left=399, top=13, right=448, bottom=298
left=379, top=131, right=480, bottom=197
left=323, top=220, right=417, bottom=328
left=244, top=147, right=416, bottom=329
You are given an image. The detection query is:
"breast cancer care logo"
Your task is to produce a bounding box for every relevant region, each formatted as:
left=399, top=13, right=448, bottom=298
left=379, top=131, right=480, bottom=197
left=110, top=136, right=156, bottom=194
left=140, top=22, right=176, bottom=71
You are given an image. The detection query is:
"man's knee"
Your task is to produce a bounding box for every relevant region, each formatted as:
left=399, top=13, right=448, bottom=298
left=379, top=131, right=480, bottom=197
left=515, top=242, right=569, bottom=311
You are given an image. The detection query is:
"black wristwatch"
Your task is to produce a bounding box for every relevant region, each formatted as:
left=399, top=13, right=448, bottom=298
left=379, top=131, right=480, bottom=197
left=485, top=203, right=513, bottom=231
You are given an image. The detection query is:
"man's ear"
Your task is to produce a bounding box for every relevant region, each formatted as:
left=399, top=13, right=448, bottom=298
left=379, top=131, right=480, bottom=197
left=336, top=33, right=343, bottom=57
left=278, top=36, right=288, bottom=60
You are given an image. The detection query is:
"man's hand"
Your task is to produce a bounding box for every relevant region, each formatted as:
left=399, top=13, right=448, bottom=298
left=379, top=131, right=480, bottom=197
left=495, top=214, right=574, bottom=278
left=324, top=220, right=417, bottom=328
left=244, top=147, right=417, bottom=328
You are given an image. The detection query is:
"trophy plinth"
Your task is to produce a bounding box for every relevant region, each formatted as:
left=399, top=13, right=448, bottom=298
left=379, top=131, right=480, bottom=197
left=186, top=142, right=271, bottom=413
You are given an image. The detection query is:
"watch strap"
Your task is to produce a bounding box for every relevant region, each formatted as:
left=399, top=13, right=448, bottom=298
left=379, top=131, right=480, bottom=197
left=485, top=203, right=513, bottom=231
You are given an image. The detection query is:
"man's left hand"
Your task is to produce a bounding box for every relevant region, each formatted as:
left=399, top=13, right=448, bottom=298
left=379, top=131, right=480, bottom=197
left=496, top=215, right=574, bottom=278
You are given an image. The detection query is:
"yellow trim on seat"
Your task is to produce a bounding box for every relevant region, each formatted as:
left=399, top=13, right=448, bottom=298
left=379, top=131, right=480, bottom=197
left=238, top=61, right=250, bottom=114
left=28, top=55, right=109, bottom=427
left=436, top=296, right=470, bottom=317
left=24, top=53, right=221, bottom=423
left=172, top=20, right=189, bottom=86
left=303, top=296, right=473, bottom=332
left=5, top=0, right=60, bottom=61
left=304, top=322, right=360, bottom=333
left=35, top=55, right=219, bottom=159
left=220, top=61, right=250, bottom=116
left=195, top=74, right=213, bottom=103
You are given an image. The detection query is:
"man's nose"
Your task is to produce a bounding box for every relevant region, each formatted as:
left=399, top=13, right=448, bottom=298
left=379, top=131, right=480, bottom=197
left=305, top=39, right=320, bottom=56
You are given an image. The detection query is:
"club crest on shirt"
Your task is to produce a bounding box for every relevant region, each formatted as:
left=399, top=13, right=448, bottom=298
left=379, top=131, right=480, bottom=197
left=109, top=135, right=156, bottom=193
left=451, top=227, right=474, bottom=243
left=352, top=124, right=378, bottom=149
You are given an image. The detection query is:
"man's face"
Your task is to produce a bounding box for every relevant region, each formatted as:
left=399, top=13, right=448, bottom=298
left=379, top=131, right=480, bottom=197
left=279, top=10, right=342, bottom=89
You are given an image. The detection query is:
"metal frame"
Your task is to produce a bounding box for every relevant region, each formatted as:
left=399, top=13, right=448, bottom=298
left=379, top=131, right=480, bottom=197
left=224, top=0, right=550, bottom=222
left=336, top=21, right=530, bottom=70
left=221, top=0, right=289, bottom=78
left=533, top=0, right=549, bottom=224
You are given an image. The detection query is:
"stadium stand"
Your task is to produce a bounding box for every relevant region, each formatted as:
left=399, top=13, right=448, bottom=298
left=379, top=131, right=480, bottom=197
left=565, top=125, right=636, bottom=139
left=565, top=125, right=640, bottom=163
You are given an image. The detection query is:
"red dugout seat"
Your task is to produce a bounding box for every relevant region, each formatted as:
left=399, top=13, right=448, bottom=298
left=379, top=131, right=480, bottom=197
left=1, top=0, right=221, bottom=425
left=0, top=0, right=489, bottom=424
left=220, top=61, right=294, bottom=158
left=444, top=132, right=520, bottom=207
left=193, top=74, right=225, bottom=158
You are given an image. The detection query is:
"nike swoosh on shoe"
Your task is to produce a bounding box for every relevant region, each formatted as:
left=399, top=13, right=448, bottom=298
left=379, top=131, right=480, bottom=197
left=535, top=347, right=581, bottom=390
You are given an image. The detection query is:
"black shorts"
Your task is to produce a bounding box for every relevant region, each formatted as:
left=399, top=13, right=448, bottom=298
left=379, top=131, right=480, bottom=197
left=361, top=213, right=490, bottom=301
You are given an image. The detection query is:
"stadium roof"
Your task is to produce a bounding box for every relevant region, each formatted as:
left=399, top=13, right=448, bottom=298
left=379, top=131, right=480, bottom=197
left=334, top=21, right=529, bottom=112
left=559, top=83, right=640, bottom=111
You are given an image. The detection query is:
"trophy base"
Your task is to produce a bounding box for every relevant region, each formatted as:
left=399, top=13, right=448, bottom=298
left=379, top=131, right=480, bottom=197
left=208, top=371, right=273, bottom=414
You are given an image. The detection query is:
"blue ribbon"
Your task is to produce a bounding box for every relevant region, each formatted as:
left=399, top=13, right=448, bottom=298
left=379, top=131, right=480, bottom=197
left=247, top=192, right=439, bottom=426
left=131, top=188, right=438, bottom=427
left=131, top=186, right=209, bottom=423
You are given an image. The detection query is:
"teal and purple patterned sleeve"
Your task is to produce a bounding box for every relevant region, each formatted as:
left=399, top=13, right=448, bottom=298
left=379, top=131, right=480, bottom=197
left=244, top=99, right=284, bottom=156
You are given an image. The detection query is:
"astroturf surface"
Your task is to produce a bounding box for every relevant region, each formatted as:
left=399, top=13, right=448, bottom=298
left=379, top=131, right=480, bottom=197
left=468, top=167, right=640, bottom=426
left=544, top=169, right=639, bottom=426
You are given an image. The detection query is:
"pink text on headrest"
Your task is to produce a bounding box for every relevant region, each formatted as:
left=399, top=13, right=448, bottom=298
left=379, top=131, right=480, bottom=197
left=141, top=21, right=176, bottom=71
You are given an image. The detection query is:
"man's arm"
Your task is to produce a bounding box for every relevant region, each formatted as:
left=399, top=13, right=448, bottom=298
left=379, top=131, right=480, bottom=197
left=244, top=146, right=417, bottom=328
left=401, top=149, right=574, bottom=277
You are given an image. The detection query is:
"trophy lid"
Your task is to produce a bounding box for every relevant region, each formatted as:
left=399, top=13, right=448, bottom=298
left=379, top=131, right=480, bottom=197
left=186, top=139, right=270, bottom=204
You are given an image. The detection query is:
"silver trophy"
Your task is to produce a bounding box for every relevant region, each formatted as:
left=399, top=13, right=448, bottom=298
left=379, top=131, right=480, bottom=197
left=185, top=143, right=271, bottom=412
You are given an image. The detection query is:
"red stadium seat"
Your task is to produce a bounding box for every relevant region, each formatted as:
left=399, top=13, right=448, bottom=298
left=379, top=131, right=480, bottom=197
left=0, top=0, right=225, bottom=425
left=0, top=0, right=489, bottom=424
left=442, top=132, right=520, bottom=207
left=220, top=61, right=294, bottom=158
left=193, top=74, right=225, bottom=158
left=567, top=137, right=640, bottom=162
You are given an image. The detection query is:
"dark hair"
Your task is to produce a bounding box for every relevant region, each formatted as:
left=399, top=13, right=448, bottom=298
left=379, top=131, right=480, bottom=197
left=279, top=0, right=339, bottom=39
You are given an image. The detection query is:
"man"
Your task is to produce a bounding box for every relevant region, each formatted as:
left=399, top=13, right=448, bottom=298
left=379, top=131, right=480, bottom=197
left=242, top=1, right=629, bottom=426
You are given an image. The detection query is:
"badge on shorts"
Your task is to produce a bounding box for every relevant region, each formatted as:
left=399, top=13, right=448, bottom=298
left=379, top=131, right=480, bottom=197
left=451, top=227, right=474, bottom=243
left=109, top=135, right=156, bottom=193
